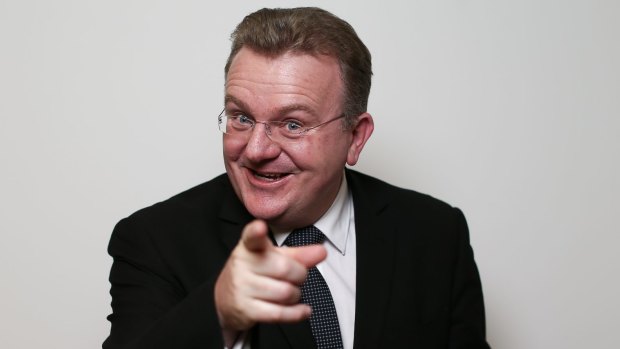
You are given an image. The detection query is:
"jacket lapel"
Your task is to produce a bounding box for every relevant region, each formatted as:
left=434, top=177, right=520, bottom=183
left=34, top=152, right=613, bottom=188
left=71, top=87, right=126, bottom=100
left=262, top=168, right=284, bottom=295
left=217, top=179, right=253, bottom=250
left=347, top=170, right=397, bottom=349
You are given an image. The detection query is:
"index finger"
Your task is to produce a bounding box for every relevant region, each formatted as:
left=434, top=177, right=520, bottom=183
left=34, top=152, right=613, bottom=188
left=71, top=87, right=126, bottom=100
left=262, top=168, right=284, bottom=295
left=241, top=220, right=272, bottom=252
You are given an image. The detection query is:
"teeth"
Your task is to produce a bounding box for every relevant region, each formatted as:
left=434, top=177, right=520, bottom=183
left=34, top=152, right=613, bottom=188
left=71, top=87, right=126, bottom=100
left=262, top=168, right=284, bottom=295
left=254, top=172, right=286, bottom=180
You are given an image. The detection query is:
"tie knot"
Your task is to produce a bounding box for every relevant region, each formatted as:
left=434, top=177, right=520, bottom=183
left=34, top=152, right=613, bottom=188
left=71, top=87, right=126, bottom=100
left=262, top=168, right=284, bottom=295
left=284, top=225, right=325, bottom=247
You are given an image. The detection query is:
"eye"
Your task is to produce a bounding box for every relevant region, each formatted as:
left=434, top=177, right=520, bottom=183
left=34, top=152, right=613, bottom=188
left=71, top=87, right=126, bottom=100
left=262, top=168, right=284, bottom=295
left=229, top=114, right=254, bottom=130
left=284, top=120, right=303, bottom=133
left=237, top=114, right=254, bottom=125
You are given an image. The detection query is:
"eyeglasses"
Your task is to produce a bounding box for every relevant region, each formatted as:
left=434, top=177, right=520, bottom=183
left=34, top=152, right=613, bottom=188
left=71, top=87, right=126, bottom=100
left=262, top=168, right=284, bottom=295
left=217, top=108, right=345, bottom=143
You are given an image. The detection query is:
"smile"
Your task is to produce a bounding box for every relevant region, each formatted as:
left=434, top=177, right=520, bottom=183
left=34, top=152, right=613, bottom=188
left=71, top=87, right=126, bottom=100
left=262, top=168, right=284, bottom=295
left=251, top=170, right=291, bottom=181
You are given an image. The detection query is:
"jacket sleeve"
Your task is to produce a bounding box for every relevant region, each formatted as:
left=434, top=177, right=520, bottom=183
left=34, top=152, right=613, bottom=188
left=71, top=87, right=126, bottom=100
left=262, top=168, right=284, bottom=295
left=449, top=208, right=491, bottom=349
left=103, top=215, right=226, bottom=349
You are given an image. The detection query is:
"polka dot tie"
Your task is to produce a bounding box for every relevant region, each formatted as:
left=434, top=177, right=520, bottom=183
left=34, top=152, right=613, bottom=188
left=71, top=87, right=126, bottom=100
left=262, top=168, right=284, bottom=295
left=284, top=226, right=344, bottom=349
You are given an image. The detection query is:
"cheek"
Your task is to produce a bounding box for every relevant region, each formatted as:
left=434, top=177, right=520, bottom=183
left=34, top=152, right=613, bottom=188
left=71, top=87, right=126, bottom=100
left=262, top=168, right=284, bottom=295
left=314, top=133, right=350, bottom=161
left=223, top=136, right=245, bottom=160
left=294, top=138, right=346, bottom=173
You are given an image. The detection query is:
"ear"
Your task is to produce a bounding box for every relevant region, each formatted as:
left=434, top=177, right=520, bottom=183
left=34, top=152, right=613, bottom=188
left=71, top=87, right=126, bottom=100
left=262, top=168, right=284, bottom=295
left=346, top=112, right=374, bottom=166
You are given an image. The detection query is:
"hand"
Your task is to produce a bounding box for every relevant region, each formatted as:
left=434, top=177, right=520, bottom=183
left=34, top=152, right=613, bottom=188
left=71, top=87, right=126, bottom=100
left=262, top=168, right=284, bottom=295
left=214, top=220, right=327, bottom=334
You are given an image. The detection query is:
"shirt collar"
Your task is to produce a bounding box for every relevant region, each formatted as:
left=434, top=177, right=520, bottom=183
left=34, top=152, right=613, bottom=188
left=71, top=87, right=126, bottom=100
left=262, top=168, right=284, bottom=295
left=273, top=173, right=353, bottom=255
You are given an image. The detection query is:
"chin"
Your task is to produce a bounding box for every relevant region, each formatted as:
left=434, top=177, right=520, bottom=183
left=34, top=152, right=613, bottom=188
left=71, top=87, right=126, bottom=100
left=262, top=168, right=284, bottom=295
left=243, top=197, right=288, bottom=221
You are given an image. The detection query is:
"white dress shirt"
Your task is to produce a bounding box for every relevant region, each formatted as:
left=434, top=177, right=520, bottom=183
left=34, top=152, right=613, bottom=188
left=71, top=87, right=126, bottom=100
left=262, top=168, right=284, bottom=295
left=233, top=174, right=357, bottom=349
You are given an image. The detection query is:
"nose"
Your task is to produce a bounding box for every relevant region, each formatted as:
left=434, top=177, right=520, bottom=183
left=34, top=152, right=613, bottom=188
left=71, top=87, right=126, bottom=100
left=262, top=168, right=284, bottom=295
left=243, top=123, right=281, bottom=162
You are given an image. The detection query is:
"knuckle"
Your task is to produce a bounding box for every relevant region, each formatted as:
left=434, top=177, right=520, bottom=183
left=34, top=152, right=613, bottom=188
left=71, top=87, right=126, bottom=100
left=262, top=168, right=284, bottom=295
left=272, top=257, right=293, bottom=278
left=274, top=282, right=301, bottom=304
left=273, top=282, right=297, bottom=302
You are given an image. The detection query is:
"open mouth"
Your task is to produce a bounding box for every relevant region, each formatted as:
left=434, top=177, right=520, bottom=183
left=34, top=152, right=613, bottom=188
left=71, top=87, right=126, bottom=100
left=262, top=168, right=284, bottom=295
left=252, top=170, right=291, bottom=181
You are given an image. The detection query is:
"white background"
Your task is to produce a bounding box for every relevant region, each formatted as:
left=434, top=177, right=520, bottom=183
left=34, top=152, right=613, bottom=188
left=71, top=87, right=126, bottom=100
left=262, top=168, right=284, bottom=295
left=1, top=1, right=618, bottom=348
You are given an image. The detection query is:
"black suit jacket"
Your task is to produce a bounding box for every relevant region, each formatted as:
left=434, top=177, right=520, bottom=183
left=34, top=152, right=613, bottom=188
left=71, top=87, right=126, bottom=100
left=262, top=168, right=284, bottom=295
left=104, top=170, right=490, bottom=348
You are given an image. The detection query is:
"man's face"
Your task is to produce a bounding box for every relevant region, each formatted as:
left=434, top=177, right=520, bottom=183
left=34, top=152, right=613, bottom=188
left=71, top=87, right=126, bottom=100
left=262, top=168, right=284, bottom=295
left=223, top=47, right=372, bottom=231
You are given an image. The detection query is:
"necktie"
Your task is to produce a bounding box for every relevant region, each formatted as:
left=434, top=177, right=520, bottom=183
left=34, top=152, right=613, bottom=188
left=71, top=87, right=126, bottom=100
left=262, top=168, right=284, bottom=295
left=284, top=226, right=344, bottom=349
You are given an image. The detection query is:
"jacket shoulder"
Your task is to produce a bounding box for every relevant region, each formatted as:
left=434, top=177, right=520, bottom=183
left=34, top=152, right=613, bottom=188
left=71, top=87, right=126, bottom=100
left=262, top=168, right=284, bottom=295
left=346, top=169, right=456, bottom=215
left=122, top=173, right=232, bottom=223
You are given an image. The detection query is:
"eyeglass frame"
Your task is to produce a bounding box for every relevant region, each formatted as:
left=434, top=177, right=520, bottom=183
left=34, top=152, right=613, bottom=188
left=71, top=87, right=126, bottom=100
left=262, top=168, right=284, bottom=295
left=217, top=108, right=346, bottom=142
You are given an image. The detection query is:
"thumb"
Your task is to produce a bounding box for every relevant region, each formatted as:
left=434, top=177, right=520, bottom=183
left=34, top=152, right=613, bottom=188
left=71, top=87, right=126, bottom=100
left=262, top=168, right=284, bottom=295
left=241, top=220, right=271, bottom=252
left=281, top=244, right=327, bottom=269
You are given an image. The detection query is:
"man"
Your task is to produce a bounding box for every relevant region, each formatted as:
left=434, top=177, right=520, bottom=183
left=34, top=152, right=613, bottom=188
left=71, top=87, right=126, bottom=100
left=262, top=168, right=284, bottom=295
left=104, top=7, right=490, bottom=349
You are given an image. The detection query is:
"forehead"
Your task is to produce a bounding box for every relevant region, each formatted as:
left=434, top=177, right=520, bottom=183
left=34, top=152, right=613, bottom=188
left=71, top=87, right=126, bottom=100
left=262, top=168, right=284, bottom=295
left=225, top=48, right=344, bottom=116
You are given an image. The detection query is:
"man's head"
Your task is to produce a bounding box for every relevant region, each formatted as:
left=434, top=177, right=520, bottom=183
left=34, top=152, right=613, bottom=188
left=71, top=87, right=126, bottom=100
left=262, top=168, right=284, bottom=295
left=224, top=7, right=372, bottom=128
left=222, top=7, right=374, bottom=231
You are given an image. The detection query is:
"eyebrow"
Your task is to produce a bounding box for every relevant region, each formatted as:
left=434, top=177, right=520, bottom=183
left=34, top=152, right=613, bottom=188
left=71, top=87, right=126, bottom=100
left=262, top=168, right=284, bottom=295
left=224, top=95, right=317, bottom=119
left=224, top=95, right=250, bottom=112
